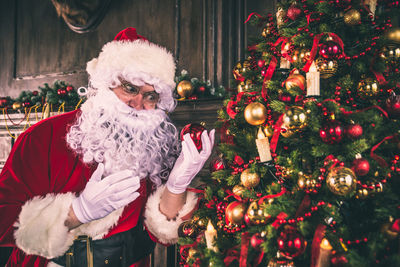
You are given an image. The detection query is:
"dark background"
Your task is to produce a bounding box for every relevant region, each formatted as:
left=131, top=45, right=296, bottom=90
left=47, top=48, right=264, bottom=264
left=0, top=0, right=276, bottom=97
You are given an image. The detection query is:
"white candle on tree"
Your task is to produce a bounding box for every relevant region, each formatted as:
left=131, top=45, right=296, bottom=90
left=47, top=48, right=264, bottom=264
left=204, top=220, right=218, bottom=252
left=255, top=127, right=272, bottom=162
left=317, top=238, right=332, bottom=267
left=306, top=61, right=320, bottom=96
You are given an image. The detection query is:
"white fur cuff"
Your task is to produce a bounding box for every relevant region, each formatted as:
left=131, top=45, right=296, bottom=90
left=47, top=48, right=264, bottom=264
left=144, top=185, right=198, bottom=244
left=14, top=193, right=76, bottom=258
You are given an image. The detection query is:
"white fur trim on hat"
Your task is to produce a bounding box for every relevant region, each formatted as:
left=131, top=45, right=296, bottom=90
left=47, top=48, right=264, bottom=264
left=86, top=40, right=177, bottom=112
left=144, top=185, right=198, bottom=244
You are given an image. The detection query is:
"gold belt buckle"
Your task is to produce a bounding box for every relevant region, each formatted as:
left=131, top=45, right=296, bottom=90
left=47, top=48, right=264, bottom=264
left=65, top=246, right=73, bottom=267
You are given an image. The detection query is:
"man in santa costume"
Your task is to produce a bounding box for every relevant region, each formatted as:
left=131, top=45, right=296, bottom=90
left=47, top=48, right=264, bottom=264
left=0, top=27, right=214, bottom=266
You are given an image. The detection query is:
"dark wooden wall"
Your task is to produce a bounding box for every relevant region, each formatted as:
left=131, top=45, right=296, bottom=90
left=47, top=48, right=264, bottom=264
left=0, top=0, right=276, bottom=98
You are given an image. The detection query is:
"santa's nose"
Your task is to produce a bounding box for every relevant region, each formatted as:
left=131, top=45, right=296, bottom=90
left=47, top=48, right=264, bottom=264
left=129, top=94, right=145, bottom=110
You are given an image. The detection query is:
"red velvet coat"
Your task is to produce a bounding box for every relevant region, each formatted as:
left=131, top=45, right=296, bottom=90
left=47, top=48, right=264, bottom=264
left=0, top=110, right=152, bottom=266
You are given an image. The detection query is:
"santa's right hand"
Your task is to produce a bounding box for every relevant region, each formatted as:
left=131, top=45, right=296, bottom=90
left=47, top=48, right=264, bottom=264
left=72, top=163, right=141, bottom=223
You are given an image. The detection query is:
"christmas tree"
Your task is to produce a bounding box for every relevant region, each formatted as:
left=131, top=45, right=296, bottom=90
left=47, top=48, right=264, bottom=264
left=178, top=0, right=400, bottom=266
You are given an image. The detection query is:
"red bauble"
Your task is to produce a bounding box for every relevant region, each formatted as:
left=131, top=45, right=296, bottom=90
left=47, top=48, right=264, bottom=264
left=385, top=93, right=400, bottom=118
left=209, top=156, right=226, bottom=173
left=180, top=123, right=206, bottom=150
left=66, top=86, right=74, bottom=92
left=250, top=233, right=265, bottom=250
left=320, top=120, right=344, bottom=144
left=345, top=123, right=363, bottom=139
left=331, top=253, right=348, bottom=267
left=197, top=86, right=206, bottom=93
left=287, top=4, right=302, bottom=20
left=57, top=88, right=67, bottom=96
left=319, top=40, right=343, bottom=59
left=352, top=158, right=370, bottom=176
left=257, top=59, right=265, bottom=68
left=277, top=226, right=307, bottom=259
left=32, top=90, right=39, bottom=96
left=234, top=155, right=244, bottom=166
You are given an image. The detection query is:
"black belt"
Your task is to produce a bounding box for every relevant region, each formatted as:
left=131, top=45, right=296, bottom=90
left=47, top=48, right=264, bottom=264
left=51, top=221, right=155, bottom=267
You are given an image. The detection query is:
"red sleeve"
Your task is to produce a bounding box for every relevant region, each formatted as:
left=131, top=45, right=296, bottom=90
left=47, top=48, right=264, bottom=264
left=0, top=120, right=53, bottom=246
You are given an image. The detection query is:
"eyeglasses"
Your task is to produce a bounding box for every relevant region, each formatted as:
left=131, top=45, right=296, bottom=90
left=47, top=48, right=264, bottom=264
left=120, top=82, right=160, bottom=105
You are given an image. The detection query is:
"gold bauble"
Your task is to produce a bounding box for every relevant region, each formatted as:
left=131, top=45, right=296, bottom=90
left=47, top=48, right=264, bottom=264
left=326, top=167, right=357, bottom=196
left=237, top=80, right=253, bottom=93
left=187, top=247, right=198, bottom=261
left=264, top=125, right=274, bottom=138
left=225, top=201, right=246, bottom=224
left=233, top=60, right=251, bottom=80
left=232, top=185, right=246, bottom=197
left=381, top=46, right=400, bottom=59
left=344, top=9, right=361, bottom=26
left=282, top=106, right=307, bottom=131
left=280, top=124, right=294, bottom=138
left=315, top=58, right=338, bottom=78
left=297, top=172, right=317, bottom=190
left=177, top=80, right=194, bottom=98
left=178, top=221, right=198, bottom=238
left=355, top=188, right=369, bottom=199
left=281, top=167, right=294, bottom=178
left=246, top=200, right=272, bottom=225
left=285, top=74, right=306, bottom=92
left=12, top=102, right=22, bottom=110
left=380, top=46, right=400, bottom=65
left=292, top=48, right=311, bottom=64
left=244, top=102, right=267, bottom=126
left=262, top=27, right=271, bottom=37
left=193, top=216, right=208, bottom=230
left=386, top=27, right=400, bottom=44
left=357, top=77, right=379, bottom=98
left=240, top=169, right=261, bottom=188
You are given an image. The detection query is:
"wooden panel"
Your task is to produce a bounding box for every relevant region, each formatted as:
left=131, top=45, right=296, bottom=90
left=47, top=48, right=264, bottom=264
left=0, top=0, right=277, bottom=98
left=0, top=1, right=17, bottom=96
left=15, top=0, right=99, bottom=77
left=15, top=0, right=176, bottom=78
left=178, top=0, right=204, bottom=79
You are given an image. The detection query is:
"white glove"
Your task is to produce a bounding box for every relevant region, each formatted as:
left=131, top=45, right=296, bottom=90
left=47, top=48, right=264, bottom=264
left=166, top=129, right=215, bottom=194
left=72, top=163, right=141, bottom=223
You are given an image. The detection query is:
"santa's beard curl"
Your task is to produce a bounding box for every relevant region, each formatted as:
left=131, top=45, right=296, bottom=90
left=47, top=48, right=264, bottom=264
left=66, top=89, right=180, bottom=186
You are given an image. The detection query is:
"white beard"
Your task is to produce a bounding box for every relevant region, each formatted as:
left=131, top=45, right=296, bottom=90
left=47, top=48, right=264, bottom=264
left=66, top=89, right=180, bottom=185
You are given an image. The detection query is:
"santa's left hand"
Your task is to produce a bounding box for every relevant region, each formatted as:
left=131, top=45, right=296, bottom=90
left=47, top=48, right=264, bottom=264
left=166, top=129, right=215, bottom=194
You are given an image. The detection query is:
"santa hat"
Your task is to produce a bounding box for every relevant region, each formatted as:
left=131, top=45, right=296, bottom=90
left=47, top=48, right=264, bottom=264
left=86, top=27, right=176, bottom=111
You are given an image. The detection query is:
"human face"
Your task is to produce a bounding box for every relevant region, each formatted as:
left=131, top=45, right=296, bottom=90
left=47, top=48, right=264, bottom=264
left=112, top=81, right=159, bottom=110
